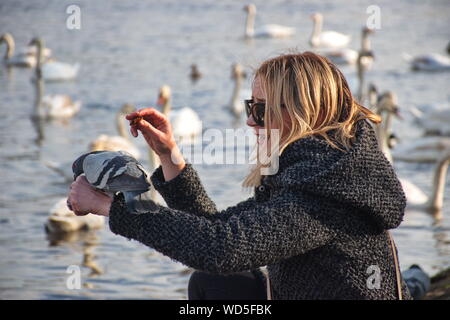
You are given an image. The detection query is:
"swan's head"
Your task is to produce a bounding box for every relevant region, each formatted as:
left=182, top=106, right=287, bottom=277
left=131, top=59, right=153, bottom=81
left=310, top=13, right=323, bottom=22
left=377, top=91, right=402, bottom=119
left=157, top=85, right=172, bottom=107
left=362, top=26, right=375, bottom=36
left=0, top=33, right=13, bottom=44
left=29, top=37, right=43, bottom=48
left=244, top=4, right=256, bottom=14
left=231, top=63, right=245, bottom=79
left=120, top=103, right=136, bottom=115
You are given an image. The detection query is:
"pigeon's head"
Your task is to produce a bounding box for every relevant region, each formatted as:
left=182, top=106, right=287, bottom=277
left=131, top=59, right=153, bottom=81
left=72, top=151, right=105, bottom=180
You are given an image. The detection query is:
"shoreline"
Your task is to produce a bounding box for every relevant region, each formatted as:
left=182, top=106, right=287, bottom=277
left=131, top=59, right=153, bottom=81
left=423, top=267, right=450, bottom=300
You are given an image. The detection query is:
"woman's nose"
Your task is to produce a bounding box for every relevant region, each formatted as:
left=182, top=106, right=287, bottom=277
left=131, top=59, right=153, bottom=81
left=246, top=114, right=257, bottom=127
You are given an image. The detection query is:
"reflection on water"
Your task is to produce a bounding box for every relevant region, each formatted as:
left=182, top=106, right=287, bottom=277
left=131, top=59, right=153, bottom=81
left=0, top=0, right=449, bottom=299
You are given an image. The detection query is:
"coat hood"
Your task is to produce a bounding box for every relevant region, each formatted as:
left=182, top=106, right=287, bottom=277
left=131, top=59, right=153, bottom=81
left=270, top=120, right=406, bottom=230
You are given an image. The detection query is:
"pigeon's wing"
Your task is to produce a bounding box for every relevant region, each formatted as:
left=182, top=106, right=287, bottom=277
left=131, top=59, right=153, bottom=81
left=83, top=152, right=129, bottom=189
left=106, top=168, right=150, bottom=192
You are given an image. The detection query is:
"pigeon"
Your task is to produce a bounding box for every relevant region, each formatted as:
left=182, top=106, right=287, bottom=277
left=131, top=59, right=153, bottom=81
left=72, top=150, right=158, bottom=214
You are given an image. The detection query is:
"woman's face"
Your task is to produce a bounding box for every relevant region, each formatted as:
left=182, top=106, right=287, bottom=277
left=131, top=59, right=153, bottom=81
left=247, top=76, right=291, bottom=138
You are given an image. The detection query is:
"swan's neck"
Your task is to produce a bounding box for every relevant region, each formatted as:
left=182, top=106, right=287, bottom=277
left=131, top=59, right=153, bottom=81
left=116, top=112, right=128, bottom=140
left=162, top=98, right=172, bottom=116
left=376, top=109, right=393, bottom=163
left=428, top=154, right=450, bottom=211
left=361, top=31, right=372, bottom=52
left=2, top=35, right=14, bottom=59
left=148, top=148, right=160, bottom=171
left=34, top=40, right=44, bottom=78
left=356, top=57, right=365, bottom=103
left=310, top=17, right=322, bottom=46
left=34, top=77, right=44, bottom=118
left=245, top=10, right=255, bottom=38
left=231, top=74, right=242, bottom=106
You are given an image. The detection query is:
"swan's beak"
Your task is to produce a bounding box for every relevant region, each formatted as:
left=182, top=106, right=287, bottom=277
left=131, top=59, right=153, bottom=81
left=393, top=106, right=403, bottom=120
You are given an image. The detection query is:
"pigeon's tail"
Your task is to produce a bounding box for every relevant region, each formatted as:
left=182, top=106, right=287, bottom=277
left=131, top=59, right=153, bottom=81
left=123, top=189, right=158, bottom=214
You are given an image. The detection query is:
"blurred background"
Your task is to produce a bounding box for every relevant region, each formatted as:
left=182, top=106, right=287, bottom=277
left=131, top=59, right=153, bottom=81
left=0, top=0, right=449, bottom=299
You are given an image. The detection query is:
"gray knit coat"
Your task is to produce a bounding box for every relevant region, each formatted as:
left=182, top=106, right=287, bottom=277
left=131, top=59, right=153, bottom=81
left=108, top=120, right=412, bottom=300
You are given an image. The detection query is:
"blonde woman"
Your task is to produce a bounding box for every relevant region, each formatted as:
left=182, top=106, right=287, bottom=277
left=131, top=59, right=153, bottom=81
left=67, top=52, right=412, bottom=300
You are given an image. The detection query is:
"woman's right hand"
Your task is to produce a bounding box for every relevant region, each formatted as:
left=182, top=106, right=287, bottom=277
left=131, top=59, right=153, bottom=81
left=126, top=107, right=176, bottom=157
left=126, top=107, right=185, bottom=181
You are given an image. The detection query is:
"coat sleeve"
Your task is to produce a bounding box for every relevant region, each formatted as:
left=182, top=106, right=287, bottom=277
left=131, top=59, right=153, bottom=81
left=150, top=163, right=221, bottom=218
left=108, top=187, right=337, bottom=274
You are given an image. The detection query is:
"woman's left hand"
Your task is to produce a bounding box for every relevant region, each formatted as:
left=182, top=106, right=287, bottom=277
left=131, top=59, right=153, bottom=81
left=67, top=176, right=113, bottom=217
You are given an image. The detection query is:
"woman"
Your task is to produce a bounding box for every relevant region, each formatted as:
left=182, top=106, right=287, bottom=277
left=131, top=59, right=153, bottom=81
left=67, top=52, right=412, bottom=300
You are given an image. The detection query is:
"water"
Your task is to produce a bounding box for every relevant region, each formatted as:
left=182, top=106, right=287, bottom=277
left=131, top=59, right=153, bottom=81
left=0, top=0, right=449, bottom=299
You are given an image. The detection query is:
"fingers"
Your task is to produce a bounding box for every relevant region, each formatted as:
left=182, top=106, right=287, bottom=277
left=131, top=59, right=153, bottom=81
left=68, top=177, right=90, bottom=216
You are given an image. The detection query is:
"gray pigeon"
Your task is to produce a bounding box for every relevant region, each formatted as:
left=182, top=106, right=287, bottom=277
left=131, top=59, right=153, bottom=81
left=72, top=150, right=158, bottom=214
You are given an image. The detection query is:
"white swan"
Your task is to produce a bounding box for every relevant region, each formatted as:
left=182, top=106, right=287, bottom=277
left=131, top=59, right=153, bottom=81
left=0, top=33, right=51, bottom=67
left=34, top=77, right=81, bottom=120
left=157, top=85, right=202, bottom=144
left=404, top=149, right=450, bottom=220
left=373, top=91, right=401, bottom=163
left=30, top=37, right=79, bottom=81
left=392, top=136, right=450, bottom=163
left=229, top=63, right=250, bottom=118
left=354, top=50, right=375, bottom=103
left=403, top=53, right=450, bottom=72
left=410, top=104, right=450, bottom=136
left=45, top=198, right=105, bottom=234
left=89, top=103, right=141, bottom=159
left=309, top=13, right=351, bottom=49
left=322, top=27, right=374, bottom=66
left=373, top=89, right=449, bottom=218
left=244, top=4, right=295, bottom=39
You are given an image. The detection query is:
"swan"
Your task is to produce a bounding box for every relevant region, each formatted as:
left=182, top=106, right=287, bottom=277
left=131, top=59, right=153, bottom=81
left=373, top=89, right=449, bottom=218
left=156, top=85, right=202, bottom=144
left=411, top=104, right=450, bottom=136
left=373, top=90, right=401, bottom=163
left=355, top=50, right=375, bottom=103
left=45, top=197, right=105, bottom=234
left=403, top=149, right=450, bottom=219
left=244, top=4, right=295, bottom=39
left=371, top=86, right=450, bottom=163
left=229, top=63, right=250, bottom=118
left=322, top=27, right=374, bottom=66
left=89, top=103, right=141, bottom=159
left=0, top=33, right=51, bottom=67
left=309, top=13, right=351, bottom=49
left=392, top=136, right=450, bottom=163
left=34, top=76, right=81, bottom=120
left=29, top=37, right=79, bottom=81
left=403, top=53, right=450, bottom=72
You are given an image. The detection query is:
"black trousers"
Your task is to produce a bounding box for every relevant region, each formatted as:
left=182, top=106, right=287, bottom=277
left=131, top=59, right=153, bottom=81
left=188, top=270, right=267, bottom=300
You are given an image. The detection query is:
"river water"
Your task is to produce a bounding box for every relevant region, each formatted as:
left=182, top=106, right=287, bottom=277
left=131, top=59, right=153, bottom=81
left=0, top=0, right=449, bottom=299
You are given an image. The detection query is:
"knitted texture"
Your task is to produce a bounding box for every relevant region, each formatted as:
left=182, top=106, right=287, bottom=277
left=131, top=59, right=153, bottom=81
left=109, top=120, right=412, bottom=300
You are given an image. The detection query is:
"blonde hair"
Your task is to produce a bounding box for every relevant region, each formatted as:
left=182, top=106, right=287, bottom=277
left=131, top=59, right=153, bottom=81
left=243, top=52, right=381, bottom=188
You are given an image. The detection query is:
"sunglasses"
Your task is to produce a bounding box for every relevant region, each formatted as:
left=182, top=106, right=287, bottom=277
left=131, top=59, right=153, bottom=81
left=244, top=99, right=266, bottom=127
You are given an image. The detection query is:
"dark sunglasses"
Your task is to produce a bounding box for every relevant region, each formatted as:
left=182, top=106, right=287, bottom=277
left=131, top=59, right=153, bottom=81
left=244, top=99, right=266, bottom=127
